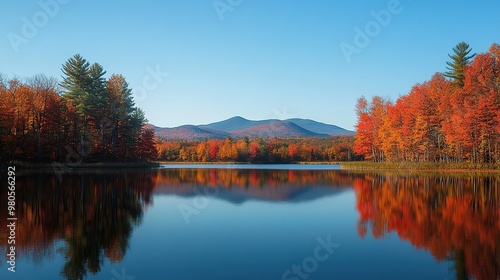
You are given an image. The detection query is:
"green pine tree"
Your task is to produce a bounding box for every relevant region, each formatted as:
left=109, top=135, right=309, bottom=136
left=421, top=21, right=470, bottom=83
left=444, top=42, right=476, bottom=87
left=60, top=54, right=92, bottom=159
left=88, top=63, right=108, bottom=155
left=106, top=74, right=137, bottom=159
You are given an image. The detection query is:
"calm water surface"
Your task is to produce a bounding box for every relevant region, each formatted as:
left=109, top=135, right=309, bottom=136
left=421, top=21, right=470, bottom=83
left=1, top=164, right=499, bottom=280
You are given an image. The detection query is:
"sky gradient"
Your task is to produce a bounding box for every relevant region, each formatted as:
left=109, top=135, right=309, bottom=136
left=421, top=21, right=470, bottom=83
left=1, top=0, right=499, bottom=130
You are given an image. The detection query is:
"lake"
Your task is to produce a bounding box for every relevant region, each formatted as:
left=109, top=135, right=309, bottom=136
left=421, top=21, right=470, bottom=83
left=1, top=164, right=499, bottom=280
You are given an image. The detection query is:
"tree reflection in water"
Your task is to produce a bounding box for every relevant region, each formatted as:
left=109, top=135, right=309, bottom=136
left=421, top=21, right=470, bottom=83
left=0, top=168, right=351, bottom=279
left=1, top=169, right=499, bottom=280
left=0, top=170, right=155, bottom=280
left=353, top=172, right=500, bottom=280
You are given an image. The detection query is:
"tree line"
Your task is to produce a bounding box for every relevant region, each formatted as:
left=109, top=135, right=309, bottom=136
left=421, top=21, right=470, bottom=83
left=354, top=42, right=500, bottom=163
left=0, top=54, right=157, bottom=163
left=157, top=136, right=358, bottom=163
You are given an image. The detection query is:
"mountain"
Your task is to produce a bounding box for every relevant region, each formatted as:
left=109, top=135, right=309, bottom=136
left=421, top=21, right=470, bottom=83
left=199, top=116, right=271, bottom=132
left=286, top=118, right=355, bottom=136
left=154, top=125, right=229, bottom=140
left=152, top=116, right=354, bottom=140
left=231, top=120, right=328, bottom=138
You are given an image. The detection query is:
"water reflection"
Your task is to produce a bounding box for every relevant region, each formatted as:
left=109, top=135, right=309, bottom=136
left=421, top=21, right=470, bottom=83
left=0, top=168, right=499, bottom=280
left=152, top=168, right=353, bottom=202
left=0, top=170, right=156, bottom=280
left=353, top=172, right=500, bottom=280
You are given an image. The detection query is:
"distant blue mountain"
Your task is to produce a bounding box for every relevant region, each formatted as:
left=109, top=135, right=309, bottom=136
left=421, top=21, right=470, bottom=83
left=153, top=125, right=229, bottom=140
left=286, top=118, right=355, bottom=136
left=230, top=120, right=329, bottom=138
left=151, top=116, right=354, bottom=140
left=198, top=116, right=272, bottom=132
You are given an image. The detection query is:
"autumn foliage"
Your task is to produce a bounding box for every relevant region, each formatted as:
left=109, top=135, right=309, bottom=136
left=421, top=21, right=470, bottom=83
left=156, top=136, right=359, bottom=163
left=0, top=55, right=157, bottom=163
left=354, top=43, right=500, bottom=163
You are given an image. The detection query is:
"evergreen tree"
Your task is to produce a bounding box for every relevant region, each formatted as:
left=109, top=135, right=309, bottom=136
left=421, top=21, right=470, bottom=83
left=106, top=74, right=137, bottom=159
left=444, top=42, right=476, bottom=87
left=60, top=54, right=92, bottom=159
left=88, top=63, right=108, bottom=155
left=60, top=54, right=91, bottom=115
left=88, top=63, right=107, bottom=121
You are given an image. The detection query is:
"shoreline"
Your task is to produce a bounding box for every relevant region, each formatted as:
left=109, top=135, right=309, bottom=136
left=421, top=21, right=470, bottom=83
left=2, top=161, right=499, bottom=172
left=1, top=161, right=161, bottom=170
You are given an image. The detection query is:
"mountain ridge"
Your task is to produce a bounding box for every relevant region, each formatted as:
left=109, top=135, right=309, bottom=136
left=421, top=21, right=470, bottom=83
left=151, top=116, right=354, bottom=140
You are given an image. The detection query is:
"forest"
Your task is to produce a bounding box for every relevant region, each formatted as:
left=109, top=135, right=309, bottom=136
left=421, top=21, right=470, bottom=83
left=156, top=136, right=358, bottom=163
left=5, top=43, right=498, bottom=165
left=354, top=42, right=500, bottom=163
left=0, top=54, right=356, bottom=164
left=0, top=54, right=157, bottom=163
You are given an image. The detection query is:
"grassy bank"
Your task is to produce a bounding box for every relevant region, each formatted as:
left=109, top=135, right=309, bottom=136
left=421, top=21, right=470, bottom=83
left=340, top=161, right=500, bottom=172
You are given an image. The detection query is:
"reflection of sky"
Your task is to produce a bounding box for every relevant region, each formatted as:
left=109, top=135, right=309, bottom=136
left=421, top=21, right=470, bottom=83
left=121, top=190, right=451, bottom=280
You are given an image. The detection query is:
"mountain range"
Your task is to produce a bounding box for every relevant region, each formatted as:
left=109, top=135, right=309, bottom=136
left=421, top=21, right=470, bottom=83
left=151, top=116, right=354, bottom=140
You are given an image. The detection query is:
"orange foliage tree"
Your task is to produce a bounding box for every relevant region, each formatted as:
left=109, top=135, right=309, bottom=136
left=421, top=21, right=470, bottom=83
left=156, top=136, right=358, bottom=163
left=354, top=43, right=500, bottom=163
left=0, top=55, right=157, bottom=163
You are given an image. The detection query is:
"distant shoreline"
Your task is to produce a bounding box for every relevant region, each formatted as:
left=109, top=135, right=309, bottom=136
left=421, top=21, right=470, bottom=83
left=2, top=161, right=339, bottom=169
left=2, top=161, right=499, bottom=172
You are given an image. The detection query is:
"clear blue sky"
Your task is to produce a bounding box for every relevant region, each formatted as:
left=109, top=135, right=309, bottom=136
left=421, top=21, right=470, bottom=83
left=1, top=0, right=499, bottom=130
